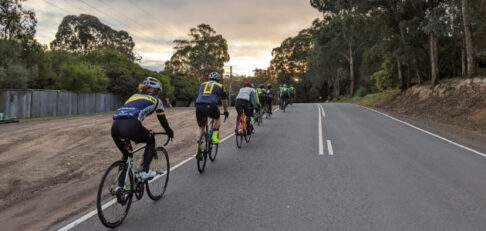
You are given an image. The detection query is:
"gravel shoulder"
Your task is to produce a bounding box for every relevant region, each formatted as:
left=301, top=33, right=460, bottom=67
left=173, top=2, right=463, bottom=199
left=0, top=107, right=242, bottom=231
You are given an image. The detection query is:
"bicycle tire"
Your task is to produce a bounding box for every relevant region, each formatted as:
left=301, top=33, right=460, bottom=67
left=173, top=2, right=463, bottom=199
left=245, top=128, right=252, bottom=143
left=196, top=133, right=207, bottom=173
left=97, top=161, right=133, bottom=228
left=146, top=147, right=170, bottom=200
left=209, top=143, right=218, bottom=161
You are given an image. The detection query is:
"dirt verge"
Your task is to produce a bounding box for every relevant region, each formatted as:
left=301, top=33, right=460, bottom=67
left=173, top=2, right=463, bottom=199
left=0, top=107, right=243, bottom=231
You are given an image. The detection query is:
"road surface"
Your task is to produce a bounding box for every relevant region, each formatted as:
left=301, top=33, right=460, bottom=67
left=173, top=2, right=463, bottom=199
left=54, top=103, right=486, bottom=231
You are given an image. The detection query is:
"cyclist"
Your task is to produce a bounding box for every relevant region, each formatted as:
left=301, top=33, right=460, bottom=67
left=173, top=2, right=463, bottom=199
left=289, top=85, right=296, bottom=105
left=235, top=80, right=260, bottom=134
left=112, top=77, right=174, bottom=181
left=280, top=84, right=290, bottom=108
left=195, top=72, right=229, bottom=159
left=256, top=84, right=267, bottom=118
left=266, top=84, right=274, bottom=115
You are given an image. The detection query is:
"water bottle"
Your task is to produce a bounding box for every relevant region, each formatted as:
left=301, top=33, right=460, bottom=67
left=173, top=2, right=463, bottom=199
left=208, top=128, right=213, bottom=136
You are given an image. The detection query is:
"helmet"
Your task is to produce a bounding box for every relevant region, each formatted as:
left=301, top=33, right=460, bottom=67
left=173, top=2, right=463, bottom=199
left=209, top=72, right=221, bottom=81
left=283, top=84, right=287, bottom=88
left=143, top=76, right=162, bottom=90
left=251, top=83, right=255, bottom=88
left=267, top=84, right=272, bottom=89
left=244, top=80, right=252, bottom=87
left=259, top=84, right=264, bottom=88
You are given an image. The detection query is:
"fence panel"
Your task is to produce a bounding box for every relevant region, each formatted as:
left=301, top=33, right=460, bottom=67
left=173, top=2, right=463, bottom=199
left=32, top=90, right=58, bottom=118
left=1, top=90, right=124, bottom=119
left=0, top=90, right=31, bottom=119
left=77, top=93, right=96, bottom=114
left=57, top=91, right=77, bottom=116
left=95, top=93, right=111, bottom=113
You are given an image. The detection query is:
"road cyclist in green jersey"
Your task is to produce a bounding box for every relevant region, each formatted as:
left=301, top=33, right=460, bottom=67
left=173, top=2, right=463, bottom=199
left=279, top=84, right=290, bottom=109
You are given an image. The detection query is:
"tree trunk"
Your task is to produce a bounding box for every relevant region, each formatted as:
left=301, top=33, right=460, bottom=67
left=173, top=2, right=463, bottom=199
left=462, top=0, right=476, bottom=77
left=406, top=62, right=411, bottom=89
left=429, top=32, right=439, bottom=86
left=412, top=54, right=422, bottom=84
left=334, top=78, right=340, bottom=99
left=397, top=58, right=403, bottom=91
left=349, top=43, right=354, bottom=96
left=461, top=36, right=467, bottom=78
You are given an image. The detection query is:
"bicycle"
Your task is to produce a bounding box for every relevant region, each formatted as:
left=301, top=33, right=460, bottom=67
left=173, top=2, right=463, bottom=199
left=97, top=132, right=170, bottom=228
left=280, top=98, right=287, bottom=112
left=196, top=114, right=227, bottom=174
left=235, top=110, right=252, bottom=148
left=256, top=105, right=263, bottom=126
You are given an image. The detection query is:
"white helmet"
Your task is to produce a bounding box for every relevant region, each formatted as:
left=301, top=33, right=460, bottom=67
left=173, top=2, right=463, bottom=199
left=143, top=76, right=162, bottom=90
left=209, top=72, right=221, bottom=81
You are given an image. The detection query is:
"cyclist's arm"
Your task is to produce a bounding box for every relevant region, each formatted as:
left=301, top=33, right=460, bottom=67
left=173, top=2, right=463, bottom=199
left=221, top=88, right=229, bottom=112
left=254, top=90, right=260, bottom=105
left=155, top=100, right=173, bottom=137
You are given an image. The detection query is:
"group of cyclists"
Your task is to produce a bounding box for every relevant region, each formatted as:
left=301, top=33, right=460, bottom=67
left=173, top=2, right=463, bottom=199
left=111, top=72, right=296, bottom=180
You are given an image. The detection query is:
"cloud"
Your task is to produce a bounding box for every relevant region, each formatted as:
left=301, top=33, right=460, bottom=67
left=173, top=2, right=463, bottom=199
left=23, top=0, right=321, bottom=75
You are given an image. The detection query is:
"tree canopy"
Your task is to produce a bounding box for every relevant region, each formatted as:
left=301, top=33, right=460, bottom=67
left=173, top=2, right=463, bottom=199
left=50, top=14, right=137, bottom=61
left=165, top=24, right=230, bottom=82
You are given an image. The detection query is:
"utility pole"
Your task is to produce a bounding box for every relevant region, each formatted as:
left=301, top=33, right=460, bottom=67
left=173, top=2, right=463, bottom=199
left=229, top=66, right=233, bottom=106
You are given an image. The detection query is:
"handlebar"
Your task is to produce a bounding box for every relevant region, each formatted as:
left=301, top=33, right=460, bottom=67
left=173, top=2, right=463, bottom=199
left=153, top=132, right=171, bottom=146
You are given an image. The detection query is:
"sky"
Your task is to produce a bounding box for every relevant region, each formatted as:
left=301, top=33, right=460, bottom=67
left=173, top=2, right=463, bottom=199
left=23, top=0, right=321, bottom=76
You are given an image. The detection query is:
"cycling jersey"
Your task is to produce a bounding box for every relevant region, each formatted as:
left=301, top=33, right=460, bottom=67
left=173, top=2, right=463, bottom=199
left=195, top=80, right=227, bottom=104
left=280, top=87, right=290, bottom=98
left=256, top=88, right=267, bottom=98
left=113, top=93, right=164, bottom=121
left=289, top=87, right=295, bottom=96
left=236, top=87, right=259, bottom=106
left=266, top=89, right=274, bottom=99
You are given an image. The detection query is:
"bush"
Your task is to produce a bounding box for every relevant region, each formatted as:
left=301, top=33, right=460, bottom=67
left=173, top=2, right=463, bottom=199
left=355, top=86, right=368, bottom=97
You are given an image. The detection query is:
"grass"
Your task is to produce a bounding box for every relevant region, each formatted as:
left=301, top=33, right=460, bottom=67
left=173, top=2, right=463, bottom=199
left=336, top=89, right=400, bottom=106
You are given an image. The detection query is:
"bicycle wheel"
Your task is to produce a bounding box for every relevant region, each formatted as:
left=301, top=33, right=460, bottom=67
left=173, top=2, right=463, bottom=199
left=236, top=117, right=243, bottom=149
left=209, top=142, right=218, bottom=161
left=146, top=147, right=170, bottom=200
left=97, top=161, right=133, bottom=228
left=245, top=126, right=252, bottom=143
left=196, top=133, right=207, bottom=173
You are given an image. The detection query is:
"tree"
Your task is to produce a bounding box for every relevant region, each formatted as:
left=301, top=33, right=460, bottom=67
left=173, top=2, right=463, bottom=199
left=0, top=39, right=36, bottom=89
left=165, top=24, right=230, bottom=82
left=461, top=0, right=475, bottom=77
left=310, top=0, right=371, bottom=96
left=0, top=0, right=36, bottom=42
left=50, top=14, right=136, bottom=61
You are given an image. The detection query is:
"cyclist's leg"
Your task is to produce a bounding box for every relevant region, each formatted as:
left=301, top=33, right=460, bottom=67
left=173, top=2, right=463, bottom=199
left=111, top=120, right=130, bottom=187
left=128, top=124, right=154, bottom=173
left=196, top=104, right=209, bottom=141
left=246, top=102, right=254, bottom=130
left=235, top=99, right=244, bottom=131
left=208, top=104, right=221, bottom=143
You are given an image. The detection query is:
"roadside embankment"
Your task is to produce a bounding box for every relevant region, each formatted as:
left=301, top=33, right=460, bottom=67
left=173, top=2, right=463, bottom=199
left=343, top=77, right=486, bottom=152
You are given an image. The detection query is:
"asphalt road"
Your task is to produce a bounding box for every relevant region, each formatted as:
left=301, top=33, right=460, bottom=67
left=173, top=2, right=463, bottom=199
left=57, top=103, right=486, bottom=231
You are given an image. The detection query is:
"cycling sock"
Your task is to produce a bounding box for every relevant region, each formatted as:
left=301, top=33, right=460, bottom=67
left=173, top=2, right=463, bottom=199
left=212, top=129, right=219, bottom=143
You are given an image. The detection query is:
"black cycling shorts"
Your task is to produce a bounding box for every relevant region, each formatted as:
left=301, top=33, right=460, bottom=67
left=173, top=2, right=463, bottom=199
left=196, top=103, right=220, bottom=127
left=235, top=99, right=253, bottom=118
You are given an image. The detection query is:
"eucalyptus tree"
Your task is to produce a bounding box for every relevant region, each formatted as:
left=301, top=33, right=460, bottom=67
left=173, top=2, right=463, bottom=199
left=165, top=24, right=229, bottom=82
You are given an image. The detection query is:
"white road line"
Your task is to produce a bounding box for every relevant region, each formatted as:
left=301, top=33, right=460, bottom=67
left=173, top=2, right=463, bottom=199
left=327, top=140, right=334, bottom=155
left=363, top=106, right=486, bottom=158
left=317, top=104, right=324, bottom=155
left=318, top=104, right=326, bottom=117
left=57, top=132, right=236, bottom=231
